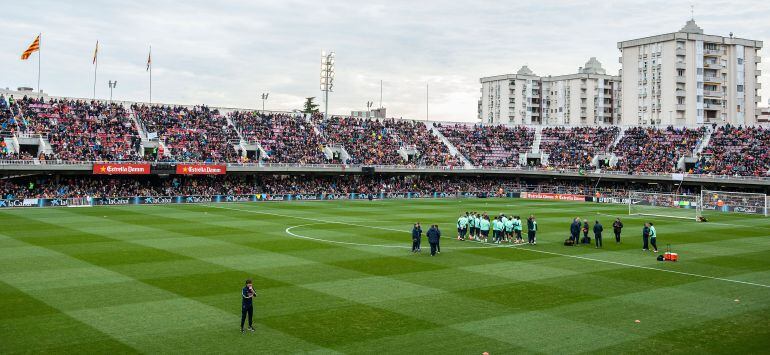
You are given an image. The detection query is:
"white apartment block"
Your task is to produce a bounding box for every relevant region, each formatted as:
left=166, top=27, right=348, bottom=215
left=619, top=19, right=763, bottom=126
left=479, top=58, right=621, bottom=126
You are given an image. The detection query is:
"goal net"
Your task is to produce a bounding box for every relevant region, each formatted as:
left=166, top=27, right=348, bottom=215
left=65, top=197, right=92, bottom=208
left=701, top=190, right=767, bottom=217
left=628, top=191, right=701, bottom=220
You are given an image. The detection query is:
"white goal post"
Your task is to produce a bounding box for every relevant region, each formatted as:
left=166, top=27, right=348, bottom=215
left=700, top=190, right=768, bottom=217
left=628, top=191, right=702, bottom=220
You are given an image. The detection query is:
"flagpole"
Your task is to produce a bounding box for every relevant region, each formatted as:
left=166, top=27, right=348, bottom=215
left=93, top=41, right=98, bottom=100
left=149, top=46, right=152, bottom=105
left=37, top=33, right=41, bottom=94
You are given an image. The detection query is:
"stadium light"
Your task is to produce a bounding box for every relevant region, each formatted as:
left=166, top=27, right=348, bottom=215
left=366, top=101, right=373, bottom=118
left=261, top=92, right=269, bottom=112
left=108, top=80, right=117, bottom=104
left=320, top=51, right=335, bottom=120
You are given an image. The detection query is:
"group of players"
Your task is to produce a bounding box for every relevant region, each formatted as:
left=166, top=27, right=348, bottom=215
left=456, top=212, right=537, bottom=244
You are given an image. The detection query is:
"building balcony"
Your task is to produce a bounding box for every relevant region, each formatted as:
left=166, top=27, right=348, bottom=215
left=703, top=102, right=722, bottom=109
left=703, top=76, right=722, bottom=84
left=675, top=62, right=686, bottom=70
left=675, top=89, right=686, bottom=97
left=757, top=96, right=763, bottom=103
left=703, top=90, right=724, bottom=97
left=676, top=76, right=686, bottom=83
left=757, top=70, right=762, bottom=76
left=676, top=104, right=686, bottom=111
left=704, top=63, right=723, bottom=70
left=756, top=56, right=762, bottom=63
left=757, top=83, right=762, bottom=89
left=703, top=49, right=724, bottom=56
left=675, top=48, right=686, bottom=56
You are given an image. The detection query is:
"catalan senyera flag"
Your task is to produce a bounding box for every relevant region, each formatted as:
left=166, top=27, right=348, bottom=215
left=93, top=41, right=99, bottom=64
left=21, top=35, right=41, bottom=60
left=146, top=50, right=151, bottom=71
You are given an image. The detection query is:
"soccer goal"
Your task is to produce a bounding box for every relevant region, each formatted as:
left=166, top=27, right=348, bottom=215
left=628, top=191, right=701, bottom=220
left=65, top=197, right=92, bottom=208
left=701, top=190, right=768, bottom=217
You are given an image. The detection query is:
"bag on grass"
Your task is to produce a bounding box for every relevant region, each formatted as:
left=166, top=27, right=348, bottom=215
left=657, top=255, right=665, bottom=261
left=564, top=238, right=574, bottom=246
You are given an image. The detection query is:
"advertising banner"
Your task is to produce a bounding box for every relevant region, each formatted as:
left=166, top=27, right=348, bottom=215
left=521, top=192, right=585, bottom=201
left=175, top=164, right=227, bottom=175
left=92, top=163, right=151, bottom=175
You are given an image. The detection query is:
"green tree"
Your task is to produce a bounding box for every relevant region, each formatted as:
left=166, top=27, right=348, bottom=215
left=303, top=97, right=319, bottom=114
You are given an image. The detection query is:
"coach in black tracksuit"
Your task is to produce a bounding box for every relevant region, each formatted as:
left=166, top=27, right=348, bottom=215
left=411, top=223, right=422, bottom=253
left=612, top=218, right=623, bottom=243
left=570, top=218, right=581, bottom=246
left=593, top=221, right=603, bottom=248
left=427, top=225, right=441, bottom=256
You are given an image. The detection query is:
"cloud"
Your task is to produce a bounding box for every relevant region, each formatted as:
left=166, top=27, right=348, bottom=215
left=1, top=0, right=767, bottom=121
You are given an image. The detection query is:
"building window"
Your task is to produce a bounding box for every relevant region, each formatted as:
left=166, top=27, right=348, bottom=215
left=737, top=85, right=744, bottom=92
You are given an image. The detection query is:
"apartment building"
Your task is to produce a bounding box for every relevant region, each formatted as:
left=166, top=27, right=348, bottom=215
left=479, top=58, right=621, bottom=126
left=619, top=19, right=763, bottom=126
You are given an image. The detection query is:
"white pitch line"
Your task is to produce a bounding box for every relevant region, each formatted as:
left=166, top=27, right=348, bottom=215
left=208, top=204, right=770, bottom=289
left=207, top=204, right=523, bottom=250
left=513, top=247, right=770, bottom=289
left=596, top=212, right=770, bottom=230
left=285, top=223, right=409, bottom=249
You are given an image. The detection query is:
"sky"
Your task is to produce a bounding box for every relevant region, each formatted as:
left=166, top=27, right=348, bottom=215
left=1, top=0, right=768, bottom=122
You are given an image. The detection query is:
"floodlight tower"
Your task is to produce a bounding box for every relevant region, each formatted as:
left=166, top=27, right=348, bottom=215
left=320, top=51, right=335, bottom=119
left=260, top=92, right=269, bottom=111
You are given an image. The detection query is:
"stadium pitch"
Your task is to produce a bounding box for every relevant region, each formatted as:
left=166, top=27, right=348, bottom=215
left=1, top=198, right=770, bottom=353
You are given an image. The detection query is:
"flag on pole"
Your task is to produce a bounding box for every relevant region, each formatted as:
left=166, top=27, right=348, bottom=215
left=21, top=35, right=41, bottom=60
left=93, top=41, right=99, bottom=64
left=146, top=49, right=151, bottom=71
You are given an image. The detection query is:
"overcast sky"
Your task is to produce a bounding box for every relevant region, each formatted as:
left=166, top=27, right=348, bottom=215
left=1, top=0, right=768, bottom=121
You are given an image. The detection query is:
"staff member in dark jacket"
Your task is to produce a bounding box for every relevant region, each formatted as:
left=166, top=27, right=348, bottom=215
left=642, top=223, right=650, bottom=251
left=593, top=220, right=604, bottom=248
left=427, top=225, right=441, bottom=256
left=612, top=218, right=623, bottom=243
left=241, top=279, right=256, bottom=333
left=411, top=223, right=422, bottom=253
left=570, top=217, right=581, bottom=246
left=527, top=215, right=537, bottom=245
left=582, top=219, right=590, bottom=243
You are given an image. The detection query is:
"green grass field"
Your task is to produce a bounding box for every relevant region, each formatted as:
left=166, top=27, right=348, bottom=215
left=2, top=198, right=770, bottom=354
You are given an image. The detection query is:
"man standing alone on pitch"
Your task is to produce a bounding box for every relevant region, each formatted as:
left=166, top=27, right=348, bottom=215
left=593, top=220, right=603, bottom=248
left=427, top=224, right=441, bottom=256
left=527, top=215, right=537, bottom=244
left=412, top=223, right=422, bottom=253
left=612, top=218, right=623, bottom=244
left=241, top=279, right=256, bottom=333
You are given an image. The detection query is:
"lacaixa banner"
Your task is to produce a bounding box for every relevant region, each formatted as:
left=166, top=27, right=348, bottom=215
left=175, top=164, right=227, bottom=175
left=92, top=163, right=151, bottom=175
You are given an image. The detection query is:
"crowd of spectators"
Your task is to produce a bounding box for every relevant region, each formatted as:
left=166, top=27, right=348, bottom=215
left=229, top=111, right=327, bottom=164
left=611, top=126, right=705, bottom=173
left=2, top=174, right=744, bottom=200
left=134, top=104, right=241, bottom=163
left=436, top=123, right=534, bottom=167
left=695, top=125, right=770, bottom=176
left=540, top=126, right=619, bottom=169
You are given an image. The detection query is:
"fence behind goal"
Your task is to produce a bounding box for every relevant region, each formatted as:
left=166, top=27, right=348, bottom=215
left=628, top=192, right=701, bottom=220
left=700, top=190, right=768, bottom=217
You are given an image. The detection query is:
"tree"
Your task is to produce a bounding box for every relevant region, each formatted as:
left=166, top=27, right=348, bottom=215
left=303, top=97, right=319, bottom=114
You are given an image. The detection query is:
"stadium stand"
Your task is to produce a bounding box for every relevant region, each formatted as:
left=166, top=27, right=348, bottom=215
left=611, top=126, right=706, bottom=173
left=133, top=104, right=241, bottom=162
left=229, top=111, right=327, bottom=164
left=697, top=125, right=770, bottom=177
left=540, top=126, right=619, bottom=169
left=435, top=123, right=534, bottom=167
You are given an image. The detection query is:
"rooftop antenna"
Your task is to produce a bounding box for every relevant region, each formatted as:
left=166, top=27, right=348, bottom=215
left=690, top=4, right=694, bottom=20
